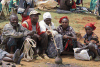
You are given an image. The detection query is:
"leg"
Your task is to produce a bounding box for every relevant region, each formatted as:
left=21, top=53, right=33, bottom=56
left=3, top=57, right=13, bottom=62
left=88, top=45, right=100, bottom=61
left=7, top=38, right=17, bottom=53
left=40, top=33, right=48, bottom=54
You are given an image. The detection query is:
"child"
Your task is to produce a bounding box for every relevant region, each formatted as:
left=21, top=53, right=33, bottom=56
left=76, top=22, right=100, bottom=61
left=0, top=49, right=23, bottom=64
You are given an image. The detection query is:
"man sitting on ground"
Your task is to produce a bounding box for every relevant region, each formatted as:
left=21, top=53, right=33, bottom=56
left=22, top=10, right=49, bottom=59
left=1, top=13, right=35, bottom=54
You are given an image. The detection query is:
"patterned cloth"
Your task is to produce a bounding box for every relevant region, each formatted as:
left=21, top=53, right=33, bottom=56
left=57, top=25, right=77, bottom=50
left=83, top=32, right=99, bottom=45
left=57, top=25, right=76, bottom=36
left=1, top=23, right=29, bottom=44
left=46, top=34, right=63, bottom=58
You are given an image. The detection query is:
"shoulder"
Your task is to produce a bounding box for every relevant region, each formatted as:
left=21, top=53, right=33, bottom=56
left=39, top=20, right=45, bottom=26
left=68, top=26, right=74, bottom=30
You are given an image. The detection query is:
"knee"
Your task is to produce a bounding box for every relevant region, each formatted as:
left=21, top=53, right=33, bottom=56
left=40, top=32, right=48, bottom=38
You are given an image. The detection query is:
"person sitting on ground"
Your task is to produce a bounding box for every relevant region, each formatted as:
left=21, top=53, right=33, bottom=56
left=56, top=16, right=77, bottom=53
left=0, top=49, right=23, bottom=64
left=76, top=22, right=100, bottom=61
left=17, top=0, right=34, bottom=23
left=22, top=10, right=49, bottom=59
left=59, top=0, right=75, bottom=11
left=39, top=12, right=63, bottom=58
left=0, top=13, right=36, bottom=54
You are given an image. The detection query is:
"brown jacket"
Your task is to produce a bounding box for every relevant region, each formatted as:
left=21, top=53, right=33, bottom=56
left=60, top=0, right=74, bottom=10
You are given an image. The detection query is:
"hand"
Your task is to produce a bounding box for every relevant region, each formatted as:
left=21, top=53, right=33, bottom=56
left=63, top=35, right=69, bottom=39
left=46, top=30, right=52, bottom=35
left=75, top=49, right=82, bottom=53
left=34, top=34, right=41, bottom=41
left=27, top=31, right=34, bottom=36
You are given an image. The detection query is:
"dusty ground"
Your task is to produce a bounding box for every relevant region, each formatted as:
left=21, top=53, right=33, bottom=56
left=1, top=0, right=100, bottom=67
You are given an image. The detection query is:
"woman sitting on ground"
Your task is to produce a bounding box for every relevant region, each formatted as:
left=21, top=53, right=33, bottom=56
left=76, top=22, right=100, bottom=61
left=56, top=16, right=77, bottom=52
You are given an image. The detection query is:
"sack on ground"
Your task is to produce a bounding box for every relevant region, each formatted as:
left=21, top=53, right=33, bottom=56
left=73, top=48, right=90, bottom=60
left=23, top=38, right=36, bottom=61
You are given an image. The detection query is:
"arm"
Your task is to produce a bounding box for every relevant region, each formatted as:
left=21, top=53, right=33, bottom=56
left=3, top=25, right=24, bottom=38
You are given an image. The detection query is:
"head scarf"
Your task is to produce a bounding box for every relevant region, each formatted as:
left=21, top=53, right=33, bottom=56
left=59, top=16, right=69, bottom=23
left=85, top=22, right=96, bottom=30
left=43, top=12, right=52, bottom=20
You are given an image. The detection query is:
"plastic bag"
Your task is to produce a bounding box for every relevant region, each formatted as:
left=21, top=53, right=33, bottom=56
left=73, top=48, right=90, bottom=60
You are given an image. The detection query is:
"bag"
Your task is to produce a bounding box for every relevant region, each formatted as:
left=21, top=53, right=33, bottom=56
left=73, top=48, right=90, bottom=60
left=23, top=38, right=36, bottom=61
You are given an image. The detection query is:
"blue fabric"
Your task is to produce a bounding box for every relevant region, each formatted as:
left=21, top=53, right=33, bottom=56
left=0, top=2, right=2, bottom=12
left=98, top=3, right=100, bottom=15
left=90, top=0, right=97, bottom=10
left=7, top=37, right=25, bottom=52
left=9, top=0, right=19, bottom=12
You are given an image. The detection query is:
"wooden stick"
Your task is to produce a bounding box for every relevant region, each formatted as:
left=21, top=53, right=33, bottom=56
left=49, top=24, right=58, bottom=52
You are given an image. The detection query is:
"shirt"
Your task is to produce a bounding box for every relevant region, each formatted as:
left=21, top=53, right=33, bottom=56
left=57, top=25, right=76, bottom=36
left=39, top=20, right=55, bottom=33
left=1, top=23, right=29, bottom=43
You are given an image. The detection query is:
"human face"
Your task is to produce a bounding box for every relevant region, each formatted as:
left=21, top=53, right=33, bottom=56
left=10, top=16, right=18, bottom=27
left=61, top=18, right=69, bottom=29
left=85, top=26, right=93, bottom=35
left=44, top=18, right=51, bottom=26
left=30, top=14, right=39, bottom=25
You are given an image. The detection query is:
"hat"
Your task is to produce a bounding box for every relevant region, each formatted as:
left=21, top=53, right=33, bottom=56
left=85, top=22, right=96, bottom=30
left=59, top=16, right=69, bottom=23
left=29, top=10, right=41, bottom=16
left=43, top=12, right=52, bottom=20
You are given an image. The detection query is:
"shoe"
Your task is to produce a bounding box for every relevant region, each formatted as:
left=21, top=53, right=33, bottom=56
left=16, top=53, right=24, bottom=64
left=13, top=49, right=20, bottom=63
left=94, top=56, right=100, bottom=61
left=90, top=56, right=92, bottom=60
left=33, top=54, right=43, bottom=60
left=41, top=54, right=49, bottom=59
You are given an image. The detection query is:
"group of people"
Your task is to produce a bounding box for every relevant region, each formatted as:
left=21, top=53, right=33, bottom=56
left=0, top=0, right=100, bottom=65
left=0, top=9, right=100, bottom=64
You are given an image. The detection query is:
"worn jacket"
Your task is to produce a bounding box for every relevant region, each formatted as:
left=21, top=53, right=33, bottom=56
left=1, top=23, right=29, bottom=43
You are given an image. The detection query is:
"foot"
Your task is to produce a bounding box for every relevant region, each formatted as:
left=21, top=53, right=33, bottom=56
left=13, top=49, right=20, bottom=63
left=41, top=54, right=49, bottom=59
left=33, top=54, right=43, bottom=60
left=94, top=56, right=100, bottom=61
left=16, top=53, right=24, bottom=64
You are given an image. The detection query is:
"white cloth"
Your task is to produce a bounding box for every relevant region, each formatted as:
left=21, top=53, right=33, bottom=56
left=43, top=12, right=52, bottom=20
left=39, top=20, right=55, bottom=32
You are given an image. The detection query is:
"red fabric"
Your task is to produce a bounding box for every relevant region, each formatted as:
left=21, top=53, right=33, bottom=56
left=64, top=39, right=72, bottom=50
left=22, top=18, right=44, bottom=35
left=59, top=16, right=69, bottom=23
left=72, top=1, right=76, bottom=9
left=85, top=22, right=96, bottom=30
left=21, top=15, right=30, bottom=23
left=58, top=0, right=60, bottom=5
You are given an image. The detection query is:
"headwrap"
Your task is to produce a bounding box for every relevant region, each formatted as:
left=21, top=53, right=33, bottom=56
left=85, top=22, right=96, bottom=30
left=43, top=12, right=52, bottom=20
left=59, top=16, right=69, bottom=23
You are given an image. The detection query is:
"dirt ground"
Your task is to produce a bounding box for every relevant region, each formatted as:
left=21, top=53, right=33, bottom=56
left=1, top=0, right=100, bottom=67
